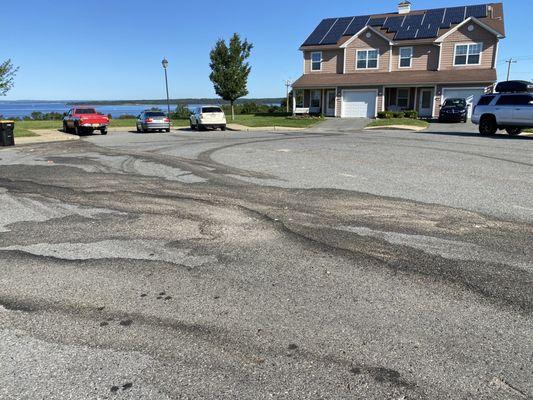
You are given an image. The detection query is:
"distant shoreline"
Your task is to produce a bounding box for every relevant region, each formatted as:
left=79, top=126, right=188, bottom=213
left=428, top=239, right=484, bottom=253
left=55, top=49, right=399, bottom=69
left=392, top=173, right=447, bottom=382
left=0, top=98, right=284, bottom=106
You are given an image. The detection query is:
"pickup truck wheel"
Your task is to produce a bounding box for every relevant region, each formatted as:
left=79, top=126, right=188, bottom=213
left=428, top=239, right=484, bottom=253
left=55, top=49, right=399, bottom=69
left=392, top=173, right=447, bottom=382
left=221, top=125, right=227, bottom=131
left=100, top=128, right=108, bottom=135
left=74, top=124, right=81, bottom=136
left=479, top=115, right=497, bottom=136
left=506, top=127, right=522, bottom=136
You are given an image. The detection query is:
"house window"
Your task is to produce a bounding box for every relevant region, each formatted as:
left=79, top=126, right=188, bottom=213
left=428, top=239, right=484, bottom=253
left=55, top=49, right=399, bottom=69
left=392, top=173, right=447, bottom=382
left=294, top=90, right=304, bottom=108
left=454, top=43, right=482, bottom=66
left=311, top=52, right=322, bottom=71
left=310, top=90, right=321, bottom=108
left=399, top=47, right=413, bottom=68
left=356, top=49, right=379, bottom=69
left=397, top=88, right=410, bottom=108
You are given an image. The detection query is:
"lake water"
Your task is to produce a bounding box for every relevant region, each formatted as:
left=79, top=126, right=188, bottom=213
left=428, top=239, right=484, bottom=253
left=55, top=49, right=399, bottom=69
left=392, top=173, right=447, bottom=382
left=0, top=101, right=197, bottom=119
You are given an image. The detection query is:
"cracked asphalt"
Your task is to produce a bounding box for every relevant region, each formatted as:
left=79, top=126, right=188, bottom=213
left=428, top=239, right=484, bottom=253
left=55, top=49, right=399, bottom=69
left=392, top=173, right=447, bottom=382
left=0, top=125, right=532, bottom=399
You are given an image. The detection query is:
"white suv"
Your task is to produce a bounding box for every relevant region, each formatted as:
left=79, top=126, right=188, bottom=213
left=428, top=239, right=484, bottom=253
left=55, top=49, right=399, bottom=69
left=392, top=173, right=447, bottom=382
left=190, top=106, right=227, bottom=131
left=472, top=87, right=533, bottom=136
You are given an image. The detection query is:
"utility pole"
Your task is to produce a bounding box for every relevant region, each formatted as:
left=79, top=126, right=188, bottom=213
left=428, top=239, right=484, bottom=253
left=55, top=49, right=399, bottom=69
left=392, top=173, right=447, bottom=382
left=505, top=58, right=517, bottom=81
left=284, top=79, right=292, bottom=113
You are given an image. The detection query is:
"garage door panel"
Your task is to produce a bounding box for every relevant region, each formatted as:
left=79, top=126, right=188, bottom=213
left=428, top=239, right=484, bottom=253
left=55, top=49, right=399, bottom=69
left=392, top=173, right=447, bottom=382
left=442, top=88, right=485, bottom=118
left=342, top=90, right=377, bottom=118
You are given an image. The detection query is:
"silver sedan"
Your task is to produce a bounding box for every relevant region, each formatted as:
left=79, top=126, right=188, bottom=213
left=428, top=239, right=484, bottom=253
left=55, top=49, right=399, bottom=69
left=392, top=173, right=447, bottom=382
left=136, top=111, right=171, bottom=133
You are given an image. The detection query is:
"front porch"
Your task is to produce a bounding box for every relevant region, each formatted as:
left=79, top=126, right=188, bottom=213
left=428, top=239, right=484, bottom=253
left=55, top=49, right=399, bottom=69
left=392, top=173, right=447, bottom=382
left=384, top=86, right=436, bottom=118
left=293, top=86, right=436, bottom=119
left=293, top=88, right=338, bottom=117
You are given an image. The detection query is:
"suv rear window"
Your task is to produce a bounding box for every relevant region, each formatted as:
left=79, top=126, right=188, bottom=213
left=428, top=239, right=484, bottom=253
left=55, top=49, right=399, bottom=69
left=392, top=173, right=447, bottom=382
left=477, top=95, right=495, bottom=106
left=202, top=107, right=222, bottom=113
left=496, top=95, right=533, bottom=106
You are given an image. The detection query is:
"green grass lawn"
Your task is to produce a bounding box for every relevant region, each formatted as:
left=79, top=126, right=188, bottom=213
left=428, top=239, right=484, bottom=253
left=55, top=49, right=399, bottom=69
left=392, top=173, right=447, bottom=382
left=12, top=114, right=319, bottom=138
left=230, top=114, right=323, bottom=128
left=367, top=118, right=429, bottom=129
left=13, top=119, right=189, bottom=137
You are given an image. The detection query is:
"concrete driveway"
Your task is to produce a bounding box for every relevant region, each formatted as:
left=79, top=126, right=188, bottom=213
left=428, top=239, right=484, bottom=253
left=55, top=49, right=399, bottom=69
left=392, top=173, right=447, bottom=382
left=312, top=117, right=370, bottom=132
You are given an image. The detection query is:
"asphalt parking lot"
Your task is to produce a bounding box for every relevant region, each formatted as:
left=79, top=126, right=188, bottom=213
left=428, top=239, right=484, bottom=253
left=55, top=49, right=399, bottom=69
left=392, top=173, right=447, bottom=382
left=0, top=123, right=532, bottom=399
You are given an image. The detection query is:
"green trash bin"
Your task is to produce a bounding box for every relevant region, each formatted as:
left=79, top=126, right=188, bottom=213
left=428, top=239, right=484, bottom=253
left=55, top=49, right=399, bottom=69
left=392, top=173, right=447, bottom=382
left=0, top=120, right=15, bottom=146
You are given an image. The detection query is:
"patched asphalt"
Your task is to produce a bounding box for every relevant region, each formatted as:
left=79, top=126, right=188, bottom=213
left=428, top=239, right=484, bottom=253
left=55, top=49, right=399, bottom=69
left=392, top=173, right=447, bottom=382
left=0, top=125, right=532, bottom=399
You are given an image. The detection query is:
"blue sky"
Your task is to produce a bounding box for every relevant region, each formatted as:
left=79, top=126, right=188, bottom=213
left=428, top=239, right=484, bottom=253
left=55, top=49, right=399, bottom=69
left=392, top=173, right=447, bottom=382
left=1, top=0, right=530, bottom=100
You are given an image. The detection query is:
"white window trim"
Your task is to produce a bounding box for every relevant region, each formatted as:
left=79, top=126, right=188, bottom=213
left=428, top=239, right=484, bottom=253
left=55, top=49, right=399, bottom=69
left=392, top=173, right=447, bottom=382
left=453, top=43, right=483, bottom=67
left=356, top=48, right=380, bottom=70
left=398, top=47, right=413, bottom=69
left=396, top=88, right=410, bottom=108
left=310, top=51, right=323, bottom=72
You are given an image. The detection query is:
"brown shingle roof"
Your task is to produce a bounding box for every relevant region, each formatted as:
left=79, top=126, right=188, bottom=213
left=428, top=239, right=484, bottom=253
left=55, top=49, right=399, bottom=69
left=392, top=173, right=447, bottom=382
left=300, top=3, right=505, bottom=49
left=292, top=69, right=497, bottom=88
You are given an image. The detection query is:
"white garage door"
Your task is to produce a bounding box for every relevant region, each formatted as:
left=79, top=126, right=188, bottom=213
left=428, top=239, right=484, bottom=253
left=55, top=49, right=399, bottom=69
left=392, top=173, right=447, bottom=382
left=442, top=88, right=485, bottom=118
left=341, top=90, right=377, bottom=118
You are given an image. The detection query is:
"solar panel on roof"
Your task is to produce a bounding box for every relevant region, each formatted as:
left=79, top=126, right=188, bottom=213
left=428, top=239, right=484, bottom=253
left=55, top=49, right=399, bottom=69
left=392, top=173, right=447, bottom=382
left=403, top=14, right=424, bottom=28
left=302, top=18, right=337, bottom=46
left=466, top=4, right=488, bottom=19
left=416, top=24, right=440, bottom=39
left=368, top=17, right=387, bottom=26
left=442, top=6, right=466, bottom=26
left=383, top=16, right=405, bottom=33
left=424, top=8, right=445, bottom=24
left=395, top=27, right=418, bottom=40
left=344, top=15, right=370, bottom=36
left=320, top=17, right=353, bottom=44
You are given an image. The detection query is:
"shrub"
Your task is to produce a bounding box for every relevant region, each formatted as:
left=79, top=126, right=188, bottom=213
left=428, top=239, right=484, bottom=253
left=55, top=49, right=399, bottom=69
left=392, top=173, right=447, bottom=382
left=403, top=110, right=419, bottom=119
left=392, top=111, right=405, bottom=118
left=377, top=111, right=394, bottom=119
left=118, top=114, right=137, bottom=119
left=171, top=105, right=191, bottom=119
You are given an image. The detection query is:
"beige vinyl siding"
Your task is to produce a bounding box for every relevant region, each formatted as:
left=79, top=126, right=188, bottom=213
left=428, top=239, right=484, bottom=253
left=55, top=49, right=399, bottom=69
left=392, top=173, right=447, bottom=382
left=344, top=32, right=390, bottom=73
left=390, top=45, right=439, bottom=71
left=304, top=50, right=343, bottom=74
left=440, top=24, right=498, bottom=70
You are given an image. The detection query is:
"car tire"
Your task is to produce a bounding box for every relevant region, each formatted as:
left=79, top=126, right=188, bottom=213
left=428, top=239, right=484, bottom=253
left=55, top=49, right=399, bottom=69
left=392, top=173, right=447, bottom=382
left=136, top=125, right=141, bottom=133
left=100, top=128, right=107, bottom=135
left=479, top=115, right=497, bottom=136
left=165, top=128, right=170, bottom=132
left=197, top=124, right=205, bottom=131
left=506, top=127, right=522, bottom=136
left=221, top=125, right=227, bottom=131
left=74, top=124, right=81, bottom=136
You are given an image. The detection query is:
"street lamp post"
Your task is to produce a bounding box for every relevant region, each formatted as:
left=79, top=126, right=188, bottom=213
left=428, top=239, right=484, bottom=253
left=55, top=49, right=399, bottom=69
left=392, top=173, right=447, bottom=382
left=162, top=58, right=171, bottom=117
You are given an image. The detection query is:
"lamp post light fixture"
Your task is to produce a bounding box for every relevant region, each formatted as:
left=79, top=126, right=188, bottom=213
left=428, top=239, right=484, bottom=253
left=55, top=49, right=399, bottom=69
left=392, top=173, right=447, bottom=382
left=161, top=58, right=171, bottom=117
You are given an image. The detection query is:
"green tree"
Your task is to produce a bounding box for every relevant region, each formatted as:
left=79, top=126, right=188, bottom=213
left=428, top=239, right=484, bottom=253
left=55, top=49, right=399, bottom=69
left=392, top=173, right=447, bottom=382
left=209, top=33, right=253, bottom=121
left=0, top=59, right=18, bottom=96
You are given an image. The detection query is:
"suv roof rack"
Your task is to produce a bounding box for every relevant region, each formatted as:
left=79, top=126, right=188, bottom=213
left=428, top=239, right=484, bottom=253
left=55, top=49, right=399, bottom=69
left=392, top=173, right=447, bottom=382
left=495, top=80, right=533, bottom=94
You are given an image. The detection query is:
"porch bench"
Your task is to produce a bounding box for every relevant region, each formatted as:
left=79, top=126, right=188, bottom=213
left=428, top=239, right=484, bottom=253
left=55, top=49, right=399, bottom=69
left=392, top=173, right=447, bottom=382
left=294, top=107, right=310, bottom=116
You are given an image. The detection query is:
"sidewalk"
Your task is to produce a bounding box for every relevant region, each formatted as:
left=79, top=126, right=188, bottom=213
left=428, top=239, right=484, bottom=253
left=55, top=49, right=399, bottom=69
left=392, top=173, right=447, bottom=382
left=15, top=129, right=80, bottom=145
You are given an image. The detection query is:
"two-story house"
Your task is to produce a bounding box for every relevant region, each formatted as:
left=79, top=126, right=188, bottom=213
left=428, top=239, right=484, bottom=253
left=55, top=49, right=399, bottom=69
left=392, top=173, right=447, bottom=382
left=292, top=2, right=505, bottom=119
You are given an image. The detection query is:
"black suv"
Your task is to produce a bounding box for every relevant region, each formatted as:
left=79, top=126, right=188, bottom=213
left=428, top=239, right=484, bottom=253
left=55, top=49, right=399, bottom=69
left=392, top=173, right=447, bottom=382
left=438, top=98, right=468, bottom=123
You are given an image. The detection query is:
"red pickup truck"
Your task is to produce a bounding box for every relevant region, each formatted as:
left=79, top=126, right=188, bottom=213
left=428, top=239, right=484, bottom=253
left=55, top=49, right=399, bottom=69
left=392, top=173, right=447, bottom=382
left=63, top=107, right=109, bottom=135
